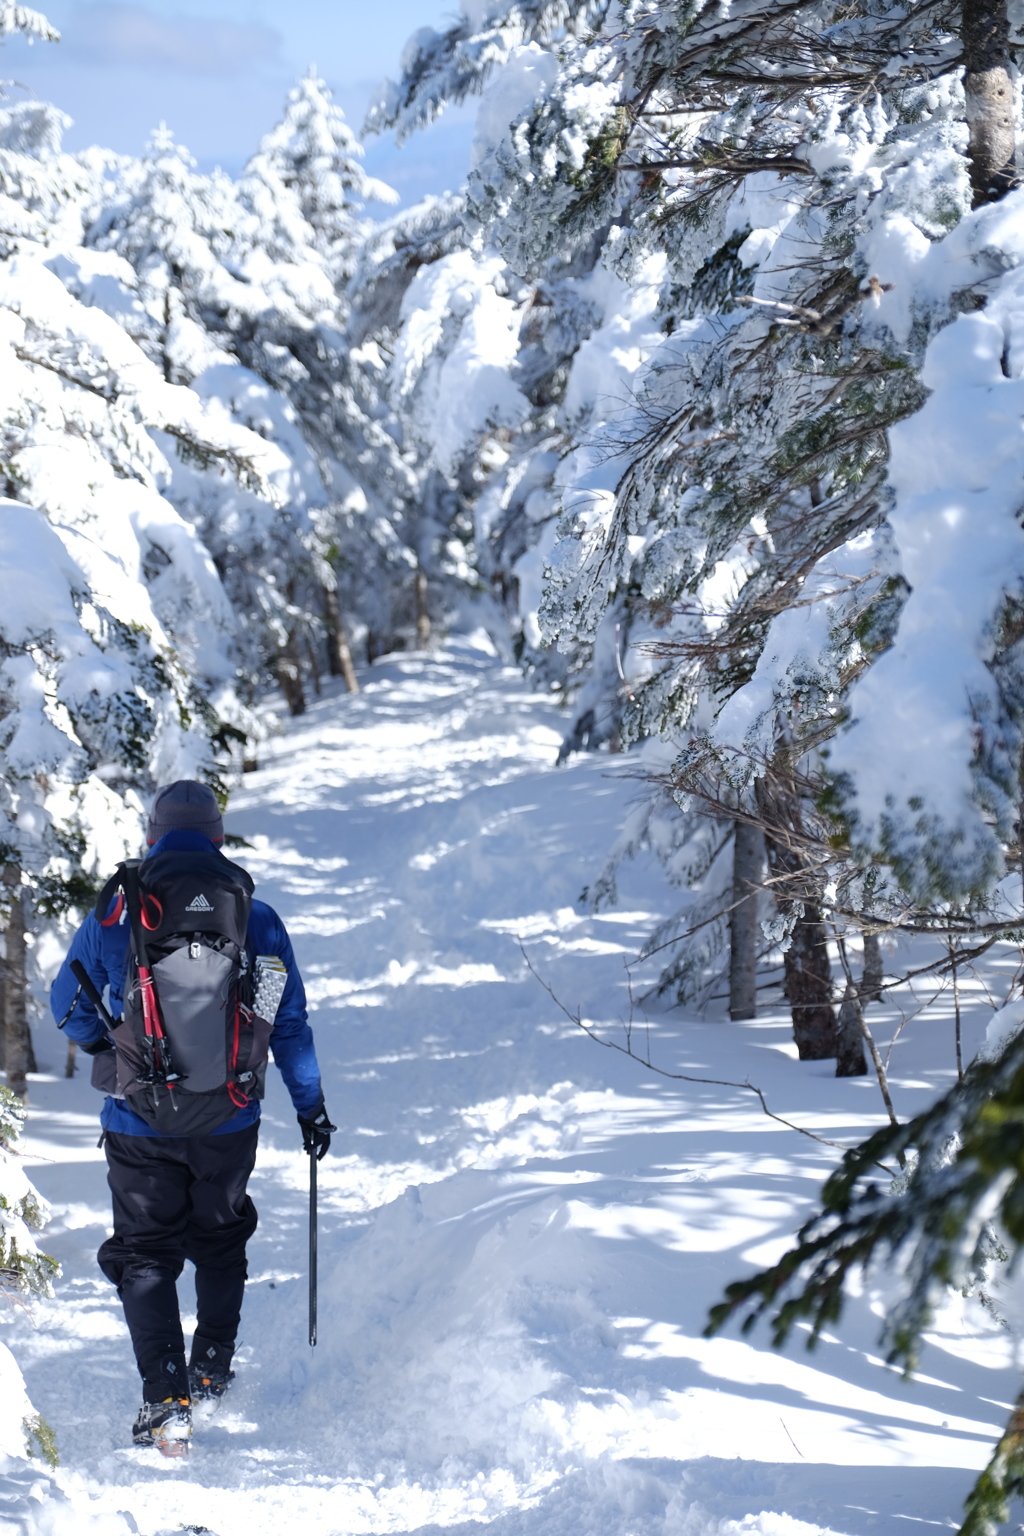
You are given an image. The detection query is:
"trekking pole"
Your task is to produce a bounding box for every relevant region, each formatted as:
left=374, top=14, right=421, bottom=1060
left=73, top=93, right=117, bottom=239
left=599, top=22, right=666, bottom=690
left=70, top=960, right=117, bottom=1035
left=308, top=1144, right=318, bottom=1347
left=121, top=863, right=183, bottom=1098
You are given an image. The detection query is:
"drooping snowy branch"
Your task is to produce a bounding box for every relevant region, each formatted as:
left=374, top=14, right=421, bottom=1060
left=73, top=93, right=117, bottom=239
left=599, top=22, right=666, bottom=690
left=365, top=0, right=610, bottom=141
left=0, top=5, right=57, bottom=43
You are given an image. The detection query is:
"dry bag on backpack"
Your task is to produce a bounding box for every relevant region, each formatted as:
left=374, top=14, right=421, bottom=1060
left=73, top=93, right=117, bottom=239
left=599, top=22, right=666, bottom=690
left=93, top=850, right=275, bottom=1135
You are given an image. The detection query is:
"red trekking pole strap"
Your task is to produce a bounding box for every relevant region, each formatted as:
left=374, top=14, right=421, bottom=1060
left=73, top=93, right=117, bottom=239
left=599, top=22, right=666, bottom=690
left=227, top=1001, right=252, bottom=1109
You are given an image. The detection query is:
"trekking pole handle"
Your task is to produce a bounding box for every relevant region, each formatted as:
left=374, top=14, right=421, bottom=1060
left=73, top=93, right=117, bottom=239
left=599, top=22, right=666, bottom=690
left=70, top=960, right=117, bottom=1035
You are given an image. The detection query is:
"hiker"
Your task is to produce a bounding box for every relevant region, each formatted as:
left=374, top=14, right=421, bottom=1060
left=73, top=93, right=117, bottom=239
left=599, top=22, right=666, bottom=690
left=50, top=780, right=335, bottom=1455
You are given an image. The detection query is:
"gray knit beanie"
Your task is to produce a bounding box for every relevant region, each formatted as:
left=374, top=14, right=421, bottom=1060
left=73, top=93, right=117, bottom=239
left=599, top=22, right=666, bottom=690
left=147, top=780, right=224, bottom=845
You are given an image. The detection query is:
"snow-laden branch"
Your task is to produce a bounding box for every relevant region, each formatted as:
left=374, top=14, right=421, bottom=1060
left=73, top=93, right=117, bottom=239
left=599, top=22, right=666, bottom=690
left=0, top=4, right=57, bottom=42
left=0, top=257, right=287, bottom=503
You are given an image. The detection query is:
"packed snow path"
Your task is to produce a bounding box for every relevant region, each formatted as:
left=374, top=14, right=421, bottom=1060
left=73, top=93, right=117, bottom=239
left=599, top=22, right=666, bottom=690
left=6, top=639, right=1018, bottom=1536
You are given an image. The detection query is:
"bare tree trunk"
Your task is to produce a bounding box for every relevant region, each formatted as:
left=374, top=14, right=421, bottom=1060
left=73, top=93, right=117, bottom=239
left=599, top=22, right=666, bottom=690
left=0, top=946, right=6, bottom=1072
left=323, top=583, right=360, bottom=694
left=415, top=568, right=431, bottom=650
left=65, top=1039, right=77, bottom=1079
left=3, top=868, right=35, bottom=1099
left=861, top=930, right=883, bottom=1004
left=162, top=289, right=174, bottom=383
left=305, top=636, right=322, bottom=698
left=835, top=981, right=868, bottom=1077
left=275, top=636, right=307, bottom=717
left=963, top=0, right=1015, bottom=204
left=729, top=821, right=763, bottom=1021
left=784, top=902, right=837, bottom=1059
left=755, top=775, right=836, bottom=1059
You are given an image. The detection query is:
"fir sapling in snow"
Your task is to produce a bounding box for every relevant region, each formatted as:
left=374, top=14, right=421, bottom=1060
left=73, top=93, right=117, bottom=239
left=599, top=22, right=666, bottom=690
left=0, top=1084, right=57, bottom=1298
left=0, top=1081, right=59, bottom=1468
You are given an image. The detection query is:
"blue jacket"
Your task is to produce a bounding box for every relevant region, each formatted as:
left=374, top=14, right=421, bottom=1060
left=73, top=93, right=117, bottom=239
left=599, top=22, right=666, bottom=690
left=50, top=830, right=323, bottom=1136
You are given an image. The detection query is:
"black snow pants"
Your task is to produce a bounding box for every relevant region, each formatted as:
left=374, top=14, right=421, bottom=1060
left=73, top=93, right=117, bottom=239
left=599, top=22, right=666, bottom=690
left=98, top=1124, right=259, bottom=1402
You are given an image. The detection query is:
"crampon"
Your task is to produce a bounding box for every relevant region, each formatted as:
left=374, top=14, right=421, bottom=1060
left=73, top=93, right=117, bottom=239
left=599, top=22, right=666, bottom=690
left=132, top=1396, right=192, bottom=1456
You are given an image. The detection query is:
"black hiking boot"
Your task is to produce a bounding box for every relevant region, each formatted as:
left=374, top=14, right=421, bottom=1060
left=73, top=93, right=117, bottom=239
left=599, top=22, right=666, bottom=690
left=189, top=1337, right=235, bottom=1401
left=132, top=1396, right=192, bottom=1456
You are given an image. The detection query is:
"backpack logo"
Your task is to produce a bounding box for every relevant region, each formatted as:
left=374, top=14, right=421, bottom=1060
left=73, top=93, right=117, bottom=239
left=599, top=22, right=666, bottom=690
left=186, top=893, right=214, bottom=913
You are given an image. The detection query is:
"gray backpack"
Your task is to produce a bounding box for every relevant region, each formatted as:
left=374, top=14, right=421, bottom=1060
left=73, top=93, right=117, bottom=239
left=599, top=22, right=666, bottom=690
left=93, top=850, right=274, bottom=1135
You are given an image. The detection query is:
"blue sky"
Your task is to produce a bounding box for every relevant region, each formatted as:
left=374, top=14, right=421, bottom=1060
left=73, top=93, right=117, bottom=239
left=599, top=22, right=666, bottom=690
left=2, top=1, right=476, bottom=205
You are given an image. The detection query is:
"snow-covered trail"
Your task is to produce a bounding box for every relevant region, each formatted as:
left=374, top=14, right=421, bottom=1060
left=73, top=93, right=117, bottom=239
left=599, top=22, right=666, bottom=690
left=4, top=639, right=1018, bottom=1536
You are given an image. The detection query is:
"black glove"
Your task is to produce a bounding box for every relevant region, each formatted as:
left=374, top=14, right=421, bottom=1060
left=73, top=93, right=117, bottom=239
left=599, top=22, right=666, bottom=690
left=298, top=1102, right=336, bottom=1161
left=81, top=1035, right=114, bottom=1056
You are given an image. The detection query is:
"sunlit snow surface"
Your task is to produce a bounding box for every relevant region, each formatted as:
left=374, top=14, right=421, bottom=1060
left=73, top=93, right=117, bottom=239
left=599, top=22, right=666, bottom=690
left=3, top=637, right=1018, bottom=1535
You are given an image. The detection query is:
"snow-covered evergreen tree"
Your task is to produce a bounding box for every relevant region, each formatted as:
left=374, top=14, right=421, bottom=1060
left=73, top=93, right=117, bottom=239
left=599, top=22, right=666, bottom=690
left=369, top=0, right=1024, bottom=1094
left=367, top=18, right=673, bottom=696
left=0, top=246, right=283, bottom=874
left=394, top=1, right=1024, bottom=1521
left=451, top=0, right=1024, bottom=917
left=81, top=119, right=368, bottom=704
left=243, top=69, right=397, bottom=284
left=77, top=84, right=456, bottom=695
left=0, top=63, right=287, bottom=1069
left=0, top=92, right=92, bottom=254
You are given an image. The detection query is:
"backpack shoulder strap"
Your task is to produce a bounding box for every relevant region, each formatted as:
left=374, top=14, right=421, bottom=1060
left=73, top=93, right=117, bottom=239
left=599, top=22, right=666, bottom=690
left=93, top=861, right=146, bottom=948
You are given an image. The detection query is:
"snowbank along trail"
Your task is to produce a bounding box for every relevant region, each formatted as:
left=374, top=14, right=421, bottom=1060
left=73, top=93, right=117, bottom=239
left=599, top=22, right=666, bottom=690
left=2, top=637, right=1017, bottom=1536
